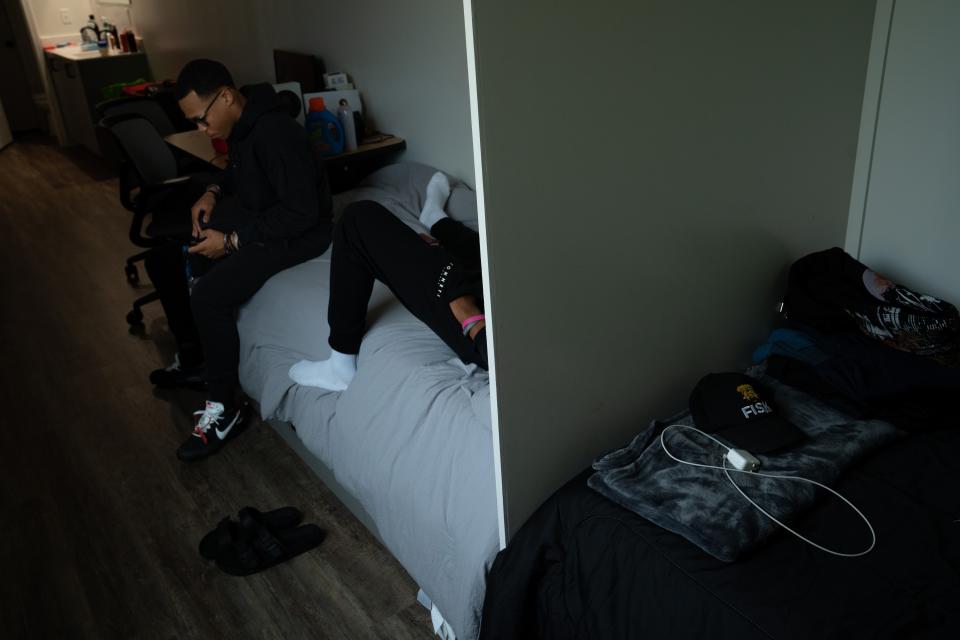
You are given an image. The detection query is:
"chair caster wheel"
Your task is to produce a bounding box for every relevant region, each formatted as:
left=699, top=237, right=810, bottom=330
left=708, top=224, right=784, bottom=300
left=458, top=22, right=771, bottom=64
left=125, top=264, right=140, bottom=284
left=126, top=308, right=144, bottom=326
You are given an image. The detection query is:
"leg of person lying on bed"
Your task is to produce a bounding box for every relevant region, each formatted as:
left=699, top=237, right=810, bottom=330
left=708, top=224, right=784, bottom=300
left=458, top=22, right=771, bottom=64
left=419, top=171, right=486, bottom=347
left=289, top=191, right=486, bottom=390
left=419, top=172, right=482, bottom=271
left=421, top=172, right=486, bottom=358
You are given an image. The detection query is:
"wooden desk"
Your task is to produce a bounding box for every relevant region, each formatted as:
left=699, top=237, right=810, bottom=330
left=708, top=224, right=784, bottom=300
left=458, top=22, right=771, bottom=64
left=338, top=135, right=406, bottom=158
left=325, top=135, right=407, bottom=192
left=164, top=130, right=228, bottom=169
left=163, top=130, right=406, bottom=187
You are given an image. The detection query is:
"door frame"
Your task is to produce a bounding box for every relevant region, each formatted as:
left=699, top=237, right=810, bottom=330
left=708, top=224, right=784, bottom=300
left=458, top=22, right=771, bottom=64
left=461, top=0, right=506, bottom=549
left=844, top=0, right=896, bottom=259
left=12, top=0, right=67, bottom=143
left=0, top=0, right=41, bottom=132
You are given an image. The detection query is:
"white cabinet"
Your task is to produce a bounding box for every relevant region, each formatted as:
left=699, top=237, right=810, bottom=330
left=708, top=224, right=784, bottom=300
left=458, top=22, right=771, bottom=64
left=48, top=56, right=92, bottom=150
left=45, top=49, right=151, bottom=155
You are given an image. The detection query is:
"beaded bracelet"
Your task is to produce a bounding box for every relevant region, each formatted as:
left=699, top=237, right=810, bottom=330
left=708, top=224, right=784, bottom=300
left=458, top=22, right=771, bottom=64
left=461, top=314, right=485, bottom=336
left=460, top=314, right=485, bottom=331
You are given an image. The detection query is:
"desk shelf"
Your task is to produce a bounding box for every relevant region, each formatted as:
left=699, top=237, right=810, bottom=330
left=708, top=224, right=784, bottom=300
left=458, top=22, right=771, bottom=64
left=164, top=130, right=407, bottom=193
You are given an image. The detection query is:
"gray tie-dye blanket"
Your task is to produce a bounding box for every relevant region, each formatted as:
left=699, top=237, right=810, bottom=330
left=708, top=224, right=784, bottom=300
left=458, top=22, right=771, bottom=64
left=588, top=374, right=902, bottom=561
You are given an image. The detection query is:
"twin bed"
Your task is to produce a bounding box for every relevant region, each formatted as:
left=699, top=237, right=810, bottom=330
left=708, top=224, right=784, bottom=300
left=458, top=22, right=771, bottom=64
left=235, top=163, right=499, bottom=640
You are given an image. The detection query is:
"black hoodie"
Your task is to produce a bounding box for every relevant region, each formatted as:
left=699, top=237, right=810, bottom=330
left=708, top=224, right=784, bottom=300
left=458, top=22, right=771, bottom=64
left=210, top=83, right=332, bottom=247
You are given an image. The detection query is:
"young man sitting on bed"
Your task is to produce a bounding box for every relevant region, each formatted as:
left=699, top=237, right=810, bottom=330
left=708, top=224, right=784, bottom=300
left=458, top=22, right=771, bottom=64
left=288, top=172, right=486, bottom=390
left=147, top=59, right=333, bottom=460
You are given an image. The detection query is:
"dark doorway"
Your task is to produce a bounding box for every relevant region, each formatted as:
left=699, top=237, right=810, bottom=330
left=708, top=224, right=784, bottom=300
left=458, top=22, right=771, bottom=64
left=0, top=0, right=42, bottom=133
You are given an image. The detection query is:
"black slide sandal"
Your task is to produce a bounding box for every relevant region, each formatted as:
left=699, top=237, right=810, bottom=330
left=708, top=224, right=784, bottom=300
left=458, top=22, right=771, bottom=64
left=198, top=506, right=303, bottom=560
left=214, top=523, right=325, bottom=576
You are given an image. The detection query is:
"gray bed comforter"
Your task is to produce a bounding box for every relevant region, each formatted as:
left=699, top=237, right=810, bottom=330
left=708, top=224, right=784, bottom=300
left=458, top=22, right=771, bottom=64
left=235, top=163, right=499, bottom=639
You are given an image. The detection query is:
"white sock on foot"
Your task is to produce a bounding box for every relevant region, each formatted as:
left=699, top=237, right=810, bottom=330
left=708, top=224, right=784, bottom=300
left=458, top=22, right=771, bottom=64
left=288, top=350, right=357, bottom=391
left=419, top=172, right=451, bottom=229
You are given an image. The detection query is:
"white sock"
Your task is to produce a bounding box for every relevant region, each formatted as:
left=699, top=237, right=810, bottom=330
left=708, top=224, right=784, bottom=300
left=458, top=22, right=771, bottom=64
left=419, top=172, right=451, bottom=229
left=288, top=350, right=357, bottom=391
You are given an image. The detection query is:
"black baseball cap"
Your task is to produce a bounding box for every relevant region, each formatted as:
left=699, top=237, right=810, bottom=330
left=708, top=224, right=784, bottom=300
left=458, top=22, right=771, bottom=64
left=689, top=373, right=805, bottom=454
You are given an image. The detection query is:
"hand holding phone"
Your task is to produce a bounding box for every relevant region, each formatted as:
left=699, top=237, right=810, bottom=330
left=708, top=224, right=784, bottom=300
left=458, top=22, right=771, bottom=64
left=191, top=191, right=218, bottom=238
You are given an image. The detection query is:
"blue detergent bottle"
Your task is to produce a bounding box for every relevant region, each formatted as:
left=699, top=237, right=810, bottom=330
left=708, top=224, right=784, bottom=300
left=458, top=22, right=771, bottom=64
left=305, top=97, right=344, bottom=156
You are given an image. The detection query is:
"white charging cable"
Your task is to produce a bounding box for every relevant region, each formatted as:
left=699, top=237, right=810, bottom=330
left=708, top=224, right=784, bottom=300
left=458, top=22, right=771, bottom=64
left=660, top=424, right=876, bottom=558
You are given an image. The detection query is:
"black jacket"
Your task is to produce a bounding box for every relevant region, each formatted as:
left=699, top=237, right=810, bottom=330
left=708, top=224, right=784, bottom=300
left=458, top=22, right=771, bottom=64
left=211, top=83, right=332, bottom=246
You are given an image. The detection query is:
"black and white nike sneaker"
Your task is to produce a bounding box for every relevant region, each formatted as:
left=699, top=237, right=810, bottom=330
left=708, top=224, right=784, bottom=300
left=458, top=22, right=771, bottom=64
left=176, top=400, right=248, bottom=462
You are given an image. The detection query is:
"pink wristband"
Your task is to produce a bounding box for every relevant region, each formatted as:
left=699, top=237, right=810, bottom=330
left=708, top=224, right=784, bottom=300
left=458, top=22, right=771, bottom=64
left=461, top=314, right=485, bottom=330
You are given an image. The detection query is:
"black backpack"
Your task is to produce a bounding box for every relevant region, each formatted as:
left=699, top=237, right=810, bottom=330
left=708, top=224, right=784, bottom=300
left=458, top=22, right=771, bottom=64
left=783, top=247, right=959, bottom=363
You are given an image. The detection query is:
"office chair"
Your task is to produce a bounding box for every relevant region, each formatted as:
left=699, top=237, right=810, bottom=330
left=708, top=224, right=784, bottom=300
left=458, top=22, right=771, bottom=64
left=98, top=112, right=195, bottom=327
left=96, top=95, right=178, bottom=137
left=96, top=96, right=213, bottom=285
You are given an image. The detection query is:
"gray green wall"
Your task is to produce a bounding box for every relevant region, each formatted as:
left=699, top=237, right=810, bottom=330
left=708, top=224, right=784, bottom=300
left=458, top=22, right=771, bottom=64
left=471, top=0, right=878, bottom=537
left=251, top=0, right=475, bottom=184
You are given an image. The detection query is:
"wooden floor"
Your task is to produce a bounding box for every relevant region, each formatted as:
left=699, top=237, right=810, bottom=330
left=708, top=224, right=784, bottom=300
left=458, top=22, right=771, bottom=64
left=0, top=136, right=434, bottom=640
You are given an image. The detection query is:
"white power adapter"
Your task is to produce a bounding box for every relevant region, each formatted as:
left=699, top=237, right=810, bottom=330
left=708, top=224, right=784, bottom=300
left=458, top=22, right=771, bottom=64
left=726, top=448, right=760, bottom=472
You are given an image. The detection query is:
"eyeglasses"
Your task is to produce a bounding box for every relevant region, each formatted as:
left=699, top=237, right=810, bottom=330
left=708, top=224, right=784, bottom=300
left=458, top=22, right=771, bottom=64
left=191, top=90, right=223, bottom=127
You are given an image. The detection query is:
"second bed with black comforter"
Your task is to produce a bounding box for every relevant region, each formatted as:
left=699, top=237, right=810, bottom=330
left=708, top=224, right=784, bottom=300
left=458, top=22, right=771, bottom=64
left=481, top=416, right=960, bottom=640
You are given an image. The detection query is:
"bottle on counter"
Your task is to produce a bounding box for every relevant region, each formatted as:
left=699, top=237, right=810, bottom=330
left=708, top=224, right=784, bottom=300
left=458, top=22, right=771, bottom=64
left=80, top=15, right=100, bottom=45
left=101, top=18, right=119, bottom=51
left=121, top=30, right=138, bottom=53
left=337, top=99, right=358, bottom=152
left=305, top=97, right=344, bottom=156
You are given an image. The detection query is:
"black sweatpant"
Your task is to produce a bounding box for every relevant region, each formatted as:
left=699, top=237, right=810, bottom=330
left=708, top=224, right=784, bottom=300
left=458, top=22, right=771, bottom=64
left=142, top=177, right=213, bottom=366
left=147, top=225, right=331, bottom=404
left=144, top=241, right=204, bottom=365
left=329, top=200, right=487, bottom=369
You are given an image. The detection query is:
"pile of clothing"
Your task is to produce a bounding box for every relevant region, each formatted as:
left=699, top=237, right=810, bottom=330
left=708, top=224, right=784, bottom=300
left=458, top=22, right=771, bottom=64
left=756, top=247, right=960, bottom=431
